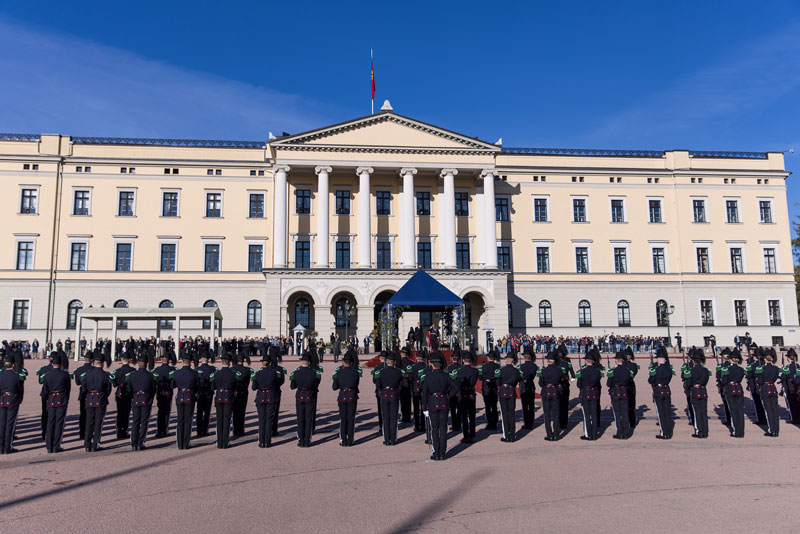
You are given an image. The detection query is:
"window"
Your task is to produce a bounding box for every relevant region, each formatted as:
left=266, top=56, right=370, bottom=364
left=764, top=248, right=777, bottom=273
left=730, top=248, right=743, bottom=274
left=120, top=167, right=135, bottom=174
left=70, top=242, right=87, bottom=271
left=114, top=299, right=128, bottom=329
left=295, top=298, right=310, bottom=328
left=539, top=300, right=552, bottom=327
left=249, top=244, right=264, bottom=272
left=164, top=168, right=178, bottom=175
left=610, top=199, right=625, bottom=223
left=66, top=300, right=82, bottom=329
left=456, top=242, right=470, bottom=270
left=376, top=191, right=391, bottom=215
left=652, top=248, right=666, bottom=274
left=417, top=242, right=432, bottom=269
left=115, top=243, right=132, bottom=272
left=12, top=300, right=29, bottom=329
left=700, top=300, right=714, bottom=326
left=377, top=242, right=391, bottom=269
left=204, top=244, right=220, bottom=272
left=578, top=300, right=591, bottom=327
left=294, top=241, right=309, bottom=269
left=20, top=188, right=37, bottom=214
left=656, top=300, right=669, bottom=327
left=160, top=244, right=176, bottom=272
left=162, top=192, right=178, bottom=217
left=693, top=199, right=706, bottom=223
left=536, top=247, right=550, bottom=273
left=249, top=170, right=265, bottom=177
left=73, top=190, right=90, bottom=216
left=249, top=193, right=265, bottom=218
left=247, top=300, right=262, bottom=329
left=575, top=247, right=589, bottom=273
left=696, top=247, right=710, bottom=273
left=726, top=200, right=739, bottom=223
left=769, top=300, right=782, bottom=326
left=572, top=198, right=586, bottom=222
left=206, top=193, right=222, bottom=217
left=497, top=246, right=511, bottom=271
left=617, top=300, right=631, bottom=327
left=649, top=199, right=662, bottom=223
left=759, top=200, right=773, bottom=223
left=335, top=190, right=351, bottom=215
left=455, top=192, right=469, bottom=217
left=613, top=248, right=627, bottom=274
left=336, top=241, right=350, bottom=269
left=416, top=191, right=431, bottom=216
left=772, top=336, right=784, bottom=347
left=533, top=198, right=548, bottom=222
left=496, top=197, right=509, bottom=221
left=118, top=191, right=135, bottom=216
left=295, top=189, right=311, bottom=214
left=202, top=300, right=217, bottom=330
left=16, top=241, right=33, bottom=270
left=734, top=300, right=748, bottom=326
left=159, top=299, right=173, bottom=329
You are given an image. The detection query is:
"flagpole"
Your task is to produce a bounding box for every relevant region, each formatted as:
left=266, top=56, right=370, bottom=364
left=371, top=48, right=374, bottom=115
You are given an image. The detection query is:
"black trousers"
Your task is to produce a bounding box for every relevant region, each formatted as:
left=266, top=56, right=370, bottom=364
left=215, top=402, right=233, bottom=448
left=116, top=395, right=132, bottom=436
left=581, top=399, right=598, bottom=439
left=0, top=405, right=19, bottom=451
left=257, top=402, right=277, bottom=446
left=459, top=397, right=476, bottom=440
left=653, top=395, right=673, bottom=438
left=783, top=391, right=800, bottom=424
left=429, top=409, right=448, bottom=457
left=296, top=399, right=315, bottom=445
left=338, top=401, right=357, bottom=445
left=482, top=391, right=498, bottom=430
left=727, top=394, right=745, bottom=437
left=611, top=398, right=631, bottom=438
left=130, top=404, right=152, bottom=447
left=196, top=395, right=213, bottom=436
left=175, top=401, right=194, bottom=448
left=521, top=390, right=535, bottom=428
left=752, top=391, right=766, bottom=424
left=690, top=398, right=708, bottom=437
left=40, top=396, right=48, bottom=439
left=542, top=397, right=560, bottom=439
left=380, top=397, right=399, bottom=443
left=720, top=391, right=731, bottom=425
left=45, top=405, right=67, bottom=452
left=233, top=390, right=248, bottom=436
left=762, top=395, right=780, bottom=435
left=399, top=387, right=411, bottom=423
left=273, top=397, right=281, bottom=434
left=558, top=386, right=570, bottom=428
left=499, top=396, right=516, bottom=440
left=78, top=394, right=87, bottom=439
left=412, top=394, right=424, bottom=431
left=449, top=395, right=460, bottom=430
left=375, top=395, right=383, bottom=430
left=685, top=393, right=695, bottom=425
left=156, top=395, right=172, bottom=435
left=627, top=386, right=637, bottom=427
left=85, top=406, right=106, bottom=450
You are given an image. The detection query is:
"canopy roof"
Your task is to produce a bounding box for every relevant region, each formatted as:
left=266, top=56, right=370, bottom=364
left=386, top=270, right=463, bottom=311
left=77, top=307, right=222, bottom=321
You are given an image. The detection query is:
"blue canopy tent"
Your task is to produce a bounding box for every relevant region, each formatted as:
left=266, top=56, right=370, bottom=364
left=385, top=269, right=463, bottom=310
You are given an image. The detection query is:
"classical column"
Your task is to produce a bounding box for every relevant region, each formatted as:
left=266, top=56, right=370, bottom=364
left=357, top=167, right=373, bottom=268
left=481, top=169, right=498, bottom=269
left=315, top=166, right=331, bottom=268
left=440, top=168, right=458, bottom=269
left=399, top=167, right=417, bottom=268
left=273, top=165, right=290, bottom=268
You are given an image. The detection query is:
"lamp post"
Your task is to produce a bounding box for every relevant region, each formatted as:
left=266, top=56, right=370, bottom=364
left=666, top=304, right=675, bottom=349
left=337, top=301, right=356, bottom=346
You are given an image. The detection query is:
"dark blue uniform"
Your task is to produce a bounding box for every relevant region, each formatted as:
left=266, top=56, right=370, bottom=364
left=756, top=362, right=781, bottom=436
left=371, top=361, right=386, bottom=431
left=720, top=363, right=746, bottom=437
left=497, top=363, right=522, bottom=442
left=111, top=363, right=135, bottom=438
left=608, top=364, right=634, bottom=439
left=153, top=363, right=176, bottom=437
left=81, top=366, right=112, bottom=451
left=290, top=365, right=321, bottom=447
left=688, top=363, right=711, bottom=438
left=408, top=361, right=429, bottom=431
left=171, top=366, right=199, bottom=449
left=73, top=360, right=93, bottom=439
left=0, top=365, right=25, bottom=453
left=453, top=365, right=479, bottom=442
left=126, top=367, right=157, bottom=449
left=648, top=363, right=674, bottom=439
left=519, top=360, right=539, bottom=429
left=211, top=366, right=241, bottom=449
left=332, top=365, right=360, bottom=446
left=36, top=363, right=52, bottom=440
left=558, top=357, right=575, bottom=428
left=538, top=363, right=563, bottom=440
left=623, top=359, right=640, bottom=428
left=421, top=368, right=457, bottom=459
left=40, top=367, right=71, bottom=452
left=375, top=365, right=403, bottom=445
left=576, top=365, right=602, bottom=440
left=780, top=361, right=800, bottom=424
left=231, top=361, right=253, bottom=437
left=479, top=360, right=500, bottom=430
left=746, top=357, right=767, bottom=424
left=251, top=366, right=284, bottom=447
left=196, top=362, right=217, bottom=436
left=444, top=360, right=462, bottom=430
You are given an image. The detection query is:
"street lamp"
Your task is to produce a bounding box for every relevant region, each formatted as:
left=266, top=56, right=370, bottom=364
left=337, top=301, right=356, bottom=346
left=666, top=303, right=675, bottom=349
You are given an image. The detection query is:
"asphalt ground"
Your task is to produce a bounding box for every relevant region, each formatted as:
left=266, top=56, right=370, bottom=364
left=1, top=358, right=799, bottom=533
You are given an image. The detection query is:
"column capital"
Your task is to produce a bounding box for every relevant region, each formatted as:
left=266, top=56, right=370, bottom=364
left=399, top=167, right=417, bottom=176
left=274, top=164, right=291, bottom=173
left=479, top=169, right=495, bottom=179
left=356, top=166, right=374, bottom=176
left=440, top=168, right=459, bottom=178
left=314, top=166, right=332, bottom=175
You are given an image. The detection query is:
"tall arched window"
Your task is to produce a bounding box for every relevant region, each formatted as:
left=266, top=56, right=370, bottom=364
left=578, top=300, right=591, bottom=327
left=114, top=299, right=128, bottom=329
left=247, top=300, right=262, bottom=329
left=656, top=300, right=669, bottom=327
left=295, top=298, right=310, bottom=328
left=159, top=299, right=174, bottom=329
left=66, top=300, right=82, bottom=329
left=539, top=300, right=552, bottom=327
left=617, top=300, right=631, bottom=327
left=203, top=299, right=218, bottom=330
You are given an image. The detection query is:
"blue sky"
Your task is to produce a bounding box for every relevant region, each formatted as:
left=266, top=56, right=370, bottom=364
left=1, top=0, right=799, bottom=231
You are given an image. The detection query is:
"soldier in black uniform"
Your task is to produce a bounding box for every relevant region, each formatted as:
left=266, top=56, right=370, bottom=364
left=756, top=351, right=781, bottom=437
left=454, top=352, right=479, bottom=443
left=716, top=349, right=732, bottom=427
left=333, top=353, right=360, bottom=447
left=623, top=347, right=639, bottom=428
left=371, top=352, right=387, bottom=433
left=111, top=354, right=135, bottom=439
left=252, top=353, right=284, bottom=448
left=408, top=352, right=428, bottom=432
left=444, top=351, right=462, bottom=431
left=81, top=353, right=112, bottom=452
left=290, top=352, right=321, bottom=447
left=171, top=356, right=199, bottom=449
left=688, top=352, right=711, bottom=438
left=421, top=352, right=456, bottom=460
left=211, top=355, right=241, bottom=449
left=398, top=347, right=413, bottom=424
left=780, top=348, right=800, bottom=424
left=720, top=350, right=746, bottom=437
left=648, top=348, right=674, bottom=440
left=195, top=354, right=216, bottom=437
left=269, top=345, right=287, bottom=436
left=73, top=351, right=93, bottom=440
left=152, top=355, right=176, bottom=438
left=127, top=355, right=156, bottom=451
left=479, top=350, right=500, bottom=431
left=608, top=351, right=633, bottom=440
left=746, top=346, right=767, bottom=425
left=538, top=352, right=563, bottom=441
left=36, top=357, right=53, bottom=441
left=519, top=348, right=539, bottom=430
left=497, top=352, right=521, bottom=442
left=40, top=354, right=71, bottom=453
left=375, top=351, right=404, bottom=445
left=557, top=350, right=575, bottom=429
left=576, top=351, right=602, bottom=440
left=0, top=353, right=25, bottom=454
left=231, top=354, right=253, bottom=437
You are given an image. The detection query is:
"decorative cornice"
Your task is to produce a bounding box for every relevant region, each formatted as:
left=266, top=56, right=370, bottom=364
left=277, top=144, right=493, bottom=156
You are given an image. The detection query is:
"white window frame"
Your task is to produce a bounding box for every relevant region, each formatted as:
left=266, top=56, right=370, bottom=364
left=570, top=195, right=589, bottom=223
left=334, top=188, right=354, bottom=217
left=68, top=238, right=90, bottom=271
left=723, top=196, right=741, bottom=224
left=646, top=196, right=664, bottom=224
left=116, top=187, right=138, bottom=217
left=532, top=194, right=550, bottom=223
left=201, top=238, right=224, bottom=272
left=757, top=197, right=774, bottom=224
left=374, top=235, right=396, bottom=268
left=113, top=238, right=135, bottom=272
left=690, top=196, right=708, bottom=223
left=767, top=298, right=784, bottom=326
left=293, top=185, right=314, bottom=216
left=290, top=234, right=315, bottom=268
left=698, top=298, right=716, bottom=327
left=533, top=240, right=552, bottom=273
left=10, top=298, right=31, bottom=330
left=374, top=188, right=394, bottom=216
left=761, top=243, right=780, bottom=274
left=693, top=241, right=713, bottom=273
left=454, top=235, right=473, bottom=269
left=160, top=188, right=181, bottom=218
left=454, top=188, right=471, bottom=217
left=332, top=234, right=357, bottom=267
left=732, top=297, right=751, bottom=327
left=726, top=242, right=746, bottom=274
left=158, top=239, right=180, bottom=272
left=609, top=196, right=627, bottom=223
left=573, top=241, right=592, bottom=274
left=204, top=189, right=224, bottom=218
left=496, top=239, right=514, bottom=271
left=247, top=189, right=267, bottom=219
left=71, top=187, right=92, bottom=216
left=14, top=237, right=36, bottom=271
left=18, top=185, right=40, bottom=215
left=649, top=242, right=668, bottom=274
left=611, top=242, right=630, bottom=274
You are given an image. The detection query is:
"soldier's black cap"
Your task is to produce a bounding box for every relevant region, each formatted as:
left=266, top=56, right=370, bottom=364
left=48, top=352, right=59, bottom=362
left=451, top=351, right=461, bottom=360
left=656, top=346, right=669, bottom=360
left=545, top=351, right=557, bottom=361
left=138, top=355, right=148, bottom=364
left=343, top=353, right=355, bottom=365
left=730, top=350, right=743, bottom=363
left=615, top=351, right=627, bottom=361
left=300, top=351, right=312, bottom=362
left=523, top=346, right=535, bottom=357
left=220, top=355, right=231, bottom=362
left=380, top=350, right=389, bottom=360
left=385, top=352, right=397, bottom=362
left=625, top=347, right=634, bottom=358
left=428, top=351, right=444, bottom=365
left=787, top=348, right=798, bottom=358
left=236, top=353, right=246, bottom=362
left=489, top=350, right=500, bottom=361
left=691, top=352, right=704, bottom=362
left=261, top=353, right=270, bottom=363
left=93, top=353, right=105, bottom=363
left=720, top=347, right=732, bottom=356
left=461, top=352, right=473, bottom=364
left=400, top=347, right=411, bottom=355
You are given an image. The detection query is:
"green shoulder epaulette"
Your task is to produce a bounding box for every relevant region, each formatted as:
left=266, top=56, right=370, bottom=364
left=168, top=369, right=176, bottom=379
left=608, top=368, right=615, bottom=377
left=575, top=369, right=582, bottom=378
left=493, top=368, right=501, bottom=378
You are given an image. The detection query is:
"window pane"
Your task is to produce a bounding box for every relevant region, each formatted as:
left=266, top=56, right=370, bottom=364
left=417, top=242, right=431, bottom=269
left=335, top=191, right=350, bottom=215
left=700, top=300, right=714, bottom=326
left=250, top=194, right=264, bottom=218
left=573, top=199, right=586, bottom=222
left=649, top=200, right=661, bottom=223
left=204, top=244, right=220, bottom=272
left=652, top=248, right=665, bottom=274
left=536, top=247, right=549, bottom=273
left=162, top=192, right=178, bottom=217
left=539, top=301, right=552, bottom=327
left=769, top=300, right=782, bottom=326
left=249, top=244, right=264, bottom=272
left=416, top=192, right=430, bottom=216
left=376, top=191, right=392, bottom=215
left=496, top=198, right=509, bottom=221
left=70, top=243, right=87, bottom=271
left=377, top=242, right=391, bottom=269
left=730, top=248, right=743, bottom=274
left=611, top=199, right=624, bottom=222
left=455, top=192, right=469, bottom=217
left=206, top=193, right=221, bottom=217
left=294, top=242, right=309, bottom=269
left=16, top=241, right=33, bottom=270
left=764, top=248, right=776, bottom=273
left=247, top=301, right=262, bottom=328
left=20, top=189, right=37, bottom=214
left=160, top=244, right=176, bottom=272
left=693, top=200, right=705, bottom=223
left=575, top=247, right=589, bottom=273
left=534, top=198, right=547, bottom=222
left=115, top=243, right=132, bottom=271
left=12, top=300, right=29, bottom=329
left=614, top=248, right=627, bottom=273
left=696, top=248, right=709, bottom=273
left=726, top=200, right=739, bottom=223
left=497, top=246, right=510, bottom=270
left=456, top=243, right=470, bottom=269
left=118, top=191, right=135, bottom=216
left=336, top=242, right=350, bottom=269
left=734, top=300, right=748, bottom=326
left=295, top=190, right=310, bottom=214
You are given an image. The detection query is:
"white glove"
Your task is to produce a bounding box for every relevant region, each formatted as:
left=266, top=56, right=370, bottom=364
left=423, top=410, right=430, bottom=418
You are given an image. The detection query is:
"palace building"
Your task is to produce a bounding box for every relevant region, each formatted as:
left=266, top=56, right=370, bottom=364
left=0, top=102, right=796, bottom=348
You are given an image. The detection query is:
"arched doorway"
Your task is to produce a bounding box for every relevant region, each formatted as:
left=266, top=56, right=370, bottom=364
left=330, top=291, right=358, bottom=342
left=373, top=290, right=396, bottom=352
left=463, top=292, right=486, bottom=340
left=287, top=292, right=316, bottom=333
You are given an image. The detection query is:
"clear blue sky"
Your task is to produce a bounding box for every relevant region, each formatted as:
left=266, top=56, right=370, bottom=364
left=1, top=0, right=799, bottom=237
